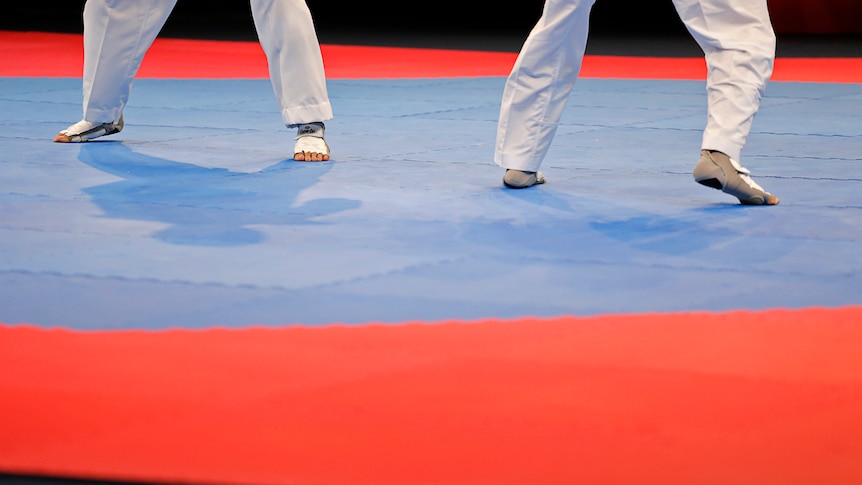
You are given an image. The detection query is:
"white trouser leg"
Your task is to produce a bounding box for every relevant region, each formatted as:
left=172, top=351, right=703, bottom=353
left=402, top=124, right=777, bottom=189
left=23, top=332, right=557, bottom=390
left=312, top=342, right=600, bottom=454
left=495, top=0, right=596, bottom=172
left=673, top=0, right=775, bottom=161
left=82, top=0, right=177, bottom=124
left=250, top=0, right=333, bottom=127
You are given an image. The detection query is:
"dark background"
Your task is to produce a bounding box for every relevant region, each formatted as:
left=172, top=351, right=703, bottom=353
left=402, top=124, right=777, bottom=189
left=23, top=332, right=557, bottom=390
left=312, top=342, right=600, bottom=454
left=5, top=1, right=686, bottom=38
left=3, top=1, right=861, bottom=57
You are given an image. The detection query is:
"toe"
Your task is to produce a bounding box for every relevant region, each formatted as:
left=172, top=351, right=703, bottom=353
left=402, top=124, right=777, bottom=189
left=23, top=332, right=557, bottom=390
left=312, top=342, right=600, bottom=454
left=740, top=194, right=780, bottom=206
left=294, top=151, right=329, bottom=162
left=54, top=133, right=71, bottom=143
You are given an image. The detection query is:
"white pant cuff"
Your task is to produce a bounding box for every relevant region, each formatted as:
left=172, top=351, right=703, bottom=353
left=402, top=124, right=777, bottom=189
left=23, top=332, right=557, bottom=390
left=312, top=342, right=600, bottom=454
left=281, top=101, right=333, bottom=127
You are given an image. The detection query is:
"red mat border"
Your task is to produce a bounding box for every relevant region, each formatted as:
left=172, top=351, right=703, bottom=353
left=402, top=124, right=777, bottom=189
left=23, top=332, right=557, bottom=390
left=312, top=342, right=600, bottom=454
left=2, top=31, right=862, bottom=82
left=2, top=306, right=862, bottom=484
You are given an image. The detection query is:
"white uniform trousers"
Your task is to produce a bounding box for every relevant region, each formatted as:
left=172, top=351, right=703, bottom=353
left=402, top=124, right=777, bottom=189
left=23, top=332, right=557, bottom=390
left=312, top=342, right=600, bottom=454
left=495, top=0, right=776, bottom=172
left=81, top=0, right=333, bottom=127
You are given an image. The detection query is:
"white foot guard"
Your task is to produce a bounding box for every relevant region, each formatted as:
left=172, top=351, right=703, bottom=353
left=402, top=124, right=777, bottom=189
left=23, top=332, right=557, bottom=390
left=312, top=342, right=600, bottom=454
left=693, top=150, right=779, bottom=205
left=293, top=122, right=329, bottom=161
left=54, top=116, right=124, bottom=143
left=503, top=169, right=546, bottom=189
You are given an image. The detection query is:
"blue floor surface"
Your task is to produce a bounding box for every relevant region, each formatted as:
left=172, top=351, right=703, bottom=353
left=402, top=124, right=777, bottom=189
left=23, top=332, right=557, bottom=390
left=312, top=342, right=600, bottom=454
left=1, top=77, right=860, bottom=329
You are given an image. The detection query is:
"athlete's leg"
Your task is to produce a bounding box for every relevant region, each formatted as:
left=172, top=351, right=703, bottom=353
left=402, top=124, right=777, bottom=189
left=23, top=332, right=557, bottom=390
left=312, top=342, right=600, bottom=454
left=56, top=0, right=177, bottom=142
left=495, top=0, right=596, bottom=183
left=83, top=0, right=177, bottom=124
left=250, top=0, right=333, bottom=161
left=673, top=0, right=778, bottom=204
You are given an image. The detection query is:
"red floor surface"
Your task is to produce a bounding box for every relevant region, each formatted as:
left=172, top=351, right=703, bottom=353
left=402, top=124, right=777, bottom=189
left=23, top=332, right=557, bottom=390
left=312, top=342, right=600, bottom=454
left=3, top=31, right=862, bottom=82
left=3, top=307, right=862, bottom=484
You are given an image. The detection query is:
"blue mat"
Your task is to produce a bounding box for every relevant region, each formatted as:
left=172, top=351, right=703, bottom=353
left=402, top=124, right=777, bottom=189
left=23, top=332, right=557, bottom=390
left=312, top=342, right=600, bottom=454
left=1, top=77, right=860, bottom=329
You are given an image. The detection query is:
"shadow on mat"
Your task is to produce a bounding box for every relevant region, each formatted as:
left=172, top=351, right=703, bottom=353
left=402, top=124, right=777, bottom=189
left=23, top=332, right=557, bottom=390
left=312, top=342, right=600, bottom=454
left=77, top=142, right=360, bottom=247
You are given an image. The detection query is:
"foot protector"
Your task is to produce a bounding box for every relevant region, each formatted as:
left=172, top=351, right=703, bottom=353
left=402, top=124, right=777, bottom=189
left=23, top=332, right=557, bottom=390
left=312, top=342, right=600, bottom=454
left=293, top=122, right=329, bottom=161
left=503, top=169, right=546, bottom=189
left=693, top=150, right=779, bottom=205
left=54, top=116, right=124, bottom=143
